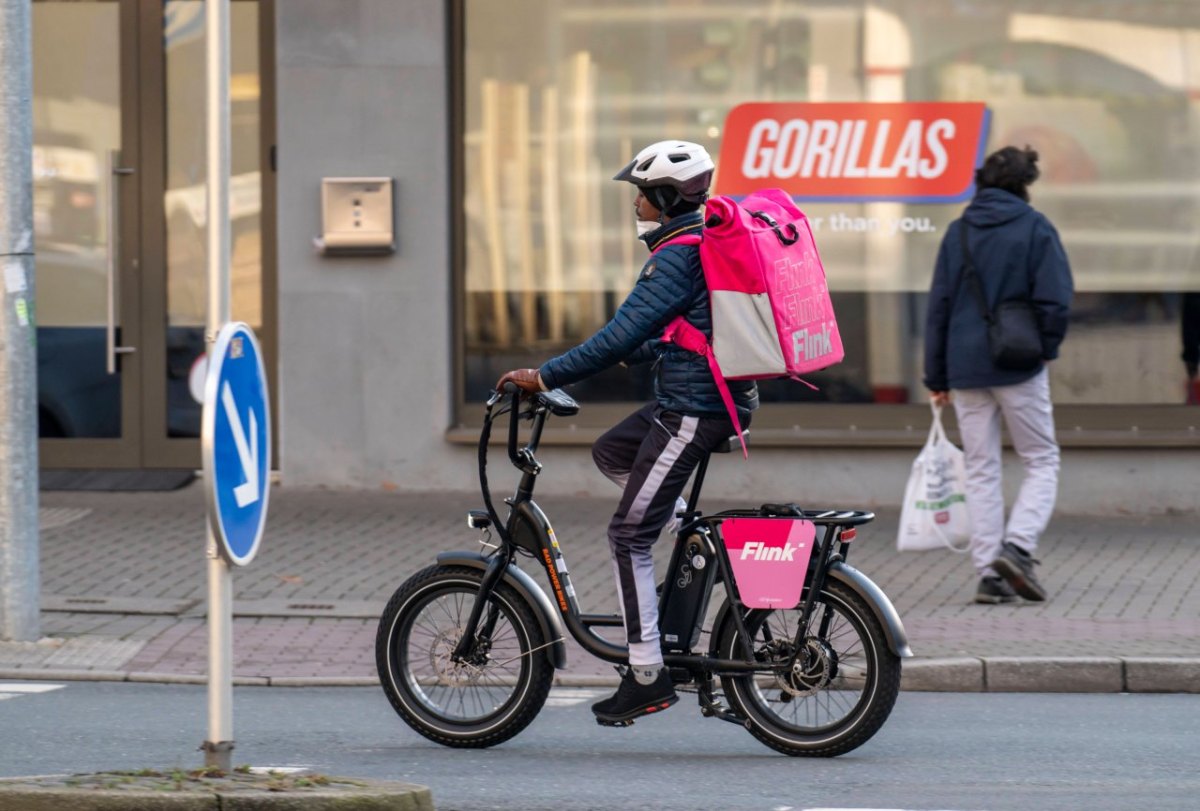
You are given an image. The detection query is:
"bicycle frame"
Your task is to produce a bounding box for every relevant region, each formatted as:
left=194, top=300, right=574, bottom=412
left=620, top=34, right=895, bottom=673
left=450, top=389, right=910, bottom=683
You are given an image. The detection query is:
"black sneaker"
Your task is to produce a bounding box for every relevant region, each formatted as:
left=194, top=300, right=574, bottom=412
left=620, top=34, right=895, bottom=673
left=992, top=541, right=1047, bottom=602
left=974, top=575, right=1018, bottom=604
left=592, top=669, right=678, bottom=726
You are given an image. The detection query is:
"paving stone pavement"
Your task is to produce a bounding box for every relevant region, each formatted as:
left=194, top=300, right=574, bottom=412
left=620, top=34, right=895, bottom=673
left=2, top=482, right=1198, bottom=692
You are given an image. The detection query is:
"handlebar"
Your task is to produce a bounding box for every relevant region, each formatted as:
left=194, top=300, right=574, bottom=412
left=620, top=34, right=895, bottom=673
left=506, top=390, right=529, bottom=471
left=477, top=387, right=580, bottom=548
left=481, top=387, right=580, bottom=486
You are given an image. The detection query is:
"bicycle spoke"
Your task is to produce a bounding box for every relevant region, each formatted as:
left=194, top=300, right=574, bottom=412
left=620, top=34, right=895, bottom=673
left=398, top=584, right=529, bottom=722
left=735, top=593, right=876, bottom=734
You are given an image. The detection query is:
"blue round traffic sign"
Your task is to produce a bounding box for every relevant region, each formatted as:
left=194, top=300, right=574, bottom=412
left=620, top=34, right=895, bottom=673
left=202, top=322, right=271, bottom=565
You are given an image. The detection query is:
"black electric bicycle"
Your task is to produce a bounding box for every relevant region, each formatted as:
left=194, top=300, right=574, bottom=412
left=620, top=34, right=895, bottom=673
left=376, top=388, right=912, bottom=757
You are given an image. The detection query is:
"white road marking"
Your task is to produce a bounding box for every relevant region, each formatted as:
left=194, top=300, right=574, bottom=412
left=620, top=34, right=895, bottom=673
left=544, top=687, right=609, bottom=707
left=0, top=682, right=64, bottom=700
left=248, top=766, right=309, bottom=775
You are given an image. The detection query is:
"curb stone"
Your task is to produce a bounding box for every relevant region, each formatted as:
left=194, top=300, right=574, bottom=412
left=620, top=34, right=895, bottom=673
left=1122, top=657, right=1200, bottom=693
left=0, top=774, right=433, bottom=811
left=984, top=656, right=1124, bottom=693
left=898, top=657, right=983, bottom=692
left=0, top=669, right=129, bottom=682
left=270, top=676, right=377, bottom=688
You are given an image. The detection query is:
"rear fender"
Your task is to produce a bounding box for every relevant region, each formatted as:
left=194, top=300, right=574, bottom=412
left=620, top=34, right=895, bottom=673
left=436, top=551, right=568, bottom=669
left=826, top=561, right=912, bottom=658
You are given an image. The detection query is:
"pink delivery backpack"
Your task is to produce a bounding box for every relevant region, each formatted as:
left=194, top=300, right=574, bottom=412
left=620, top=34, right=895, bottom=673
left=659, top=188, right=844, bottom=457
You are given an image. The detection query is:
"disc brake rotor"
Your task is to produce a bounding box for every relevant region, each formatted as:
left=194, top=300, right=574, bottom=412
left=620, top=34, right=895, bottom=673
left=776, top=637, right=837, bottom=698
left=429, top=627, right=488, bottom=686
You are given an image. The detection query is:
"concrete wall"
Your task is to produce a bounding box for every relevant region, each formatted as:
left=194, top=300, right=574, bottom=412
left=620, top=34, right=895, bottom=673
left=273, top=1, right=1197, bottom=516
left=275, top=0, right=462, bottom=489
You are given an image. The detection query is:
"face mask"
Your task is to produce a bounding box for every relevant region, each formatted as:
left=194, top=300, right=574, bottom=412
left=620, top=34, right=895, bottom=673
left=636, top=218, right=659, bottom=238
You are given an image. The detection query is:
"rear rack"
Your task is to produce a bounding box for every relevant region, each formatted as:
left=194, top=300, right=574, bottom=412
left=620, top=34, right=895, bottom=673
left=711, top=505, right=875, bottom=527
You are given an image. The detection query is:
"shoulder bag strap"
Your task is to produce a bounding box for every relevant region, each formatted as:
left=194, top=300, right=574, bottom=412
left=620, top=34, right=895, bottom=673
left=659, top=317, right=747, bottom=459
left=959, top=223, right=994, bottom=325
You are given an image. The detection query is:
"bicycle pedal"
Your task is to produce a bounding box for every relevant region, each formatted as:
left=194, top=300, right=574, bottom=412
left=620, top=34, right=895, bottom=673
left=595, top=716, right=635, bottom=728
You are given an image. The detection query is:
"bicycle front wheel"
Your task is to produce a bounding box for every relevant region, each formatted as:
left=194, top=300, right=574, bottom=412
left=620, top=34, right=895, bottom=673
left=375, top=564, right=554, bottom=748
left=716, top=578, right=901, bottom=757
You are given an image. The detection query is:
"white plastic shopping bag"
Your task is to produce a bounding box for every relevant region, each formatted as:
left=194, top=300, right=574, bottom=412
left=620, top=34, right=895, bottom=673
left=896, top=404, right=971, bottom=552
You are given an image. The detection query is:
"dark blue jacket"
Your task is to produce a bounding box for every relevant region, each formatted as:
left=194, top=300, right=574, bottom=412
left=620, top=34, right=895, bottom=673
left=539, top=212, right=759, bottom=418
left=924, top=188, right=1073, bottom=391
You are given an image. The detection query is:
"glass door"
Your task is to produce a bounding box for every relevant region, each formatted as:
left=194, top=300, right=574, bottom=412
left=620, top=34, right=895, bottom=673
left=154, top=0, right=265, bottom=463
left=34, top=0, right=273, bottom=470
left=33, top=0, right=142, bottom=467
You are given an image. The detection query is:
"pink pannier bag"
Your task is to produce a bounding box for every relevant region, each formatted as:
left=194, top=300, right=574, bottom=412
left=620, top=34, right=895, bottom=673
left=660, top=189, right=844, bottom=457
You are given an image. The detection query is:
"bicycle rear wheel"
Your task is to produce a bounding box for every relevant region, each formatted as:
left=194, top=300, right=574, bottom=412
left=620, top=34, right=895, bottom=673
left=716, top=578, right=901, bottom=757
left=375, top=564, right=553, bottom=748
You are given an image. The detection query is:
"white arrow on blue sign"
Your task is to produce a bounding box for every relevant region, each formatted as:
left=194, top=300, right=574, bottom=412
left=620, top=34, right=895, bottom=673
left=202, top=322, right=271, bottom=566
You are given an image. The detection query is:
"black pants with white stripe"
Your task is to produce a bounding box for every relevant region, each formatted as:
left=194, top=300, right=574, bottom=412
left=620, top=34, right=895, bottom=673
left=591, top=403, right=748, bottom=666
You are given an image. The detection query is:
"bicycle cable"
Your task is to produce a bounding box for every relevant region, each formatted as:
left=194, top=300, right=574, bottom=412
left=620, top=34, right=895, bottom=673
left=478, top=395, right=516, bottom=551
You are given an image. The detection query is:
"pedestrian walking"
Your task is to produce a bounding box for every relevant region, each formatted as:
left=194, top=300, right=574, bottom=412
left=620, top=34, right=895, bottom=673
left=924, top=145, right=1074, bottom=604
left=495, top=140, right=758, bottom=723
left=1181, top=292, right=1200, bottom=404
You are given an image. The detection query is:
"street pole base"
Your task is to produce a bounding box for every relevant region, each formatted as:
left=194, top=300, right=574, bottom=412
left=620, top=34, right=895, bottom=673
left=201, top=739, right=235, bottom=771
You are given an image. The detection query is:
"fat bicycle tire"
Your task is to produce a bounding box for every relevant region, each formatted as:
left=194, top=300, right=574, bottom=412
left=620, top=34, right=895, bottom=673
left=375, top=564, right=554, bottom=748
left=715, top=578, right=901, bottom=757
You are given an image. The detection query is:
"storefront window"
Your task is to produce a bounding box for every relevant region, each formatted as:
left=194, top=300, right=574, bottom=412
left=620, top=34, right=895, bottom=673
left=461, top=0, right=1200, bottom=418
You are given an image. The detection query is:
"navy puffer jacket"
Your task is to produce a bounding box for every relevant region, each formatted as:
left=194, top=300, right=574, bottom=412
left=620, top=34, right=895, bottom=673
left=924, top=188, right=1073, bottom=391
left=539, top=212, right=759, bottom=419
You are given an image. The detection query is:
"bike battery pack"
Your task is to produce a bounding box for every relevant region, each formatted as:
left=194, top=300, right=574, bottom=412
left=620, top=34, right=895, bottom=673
left=658, top=532, right=718, bottom=652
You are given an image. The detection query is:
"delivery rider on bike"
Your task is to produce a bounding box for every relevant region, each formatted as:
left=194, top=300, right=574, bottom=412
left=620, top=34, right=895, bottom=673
left=496, top=140, right=759, bottom=725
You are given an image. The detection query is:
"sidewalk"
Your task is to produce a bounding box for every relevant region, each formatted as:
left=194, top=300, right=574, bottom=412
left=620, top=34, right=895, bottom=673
left=3, top=483, right=1199, bottom=692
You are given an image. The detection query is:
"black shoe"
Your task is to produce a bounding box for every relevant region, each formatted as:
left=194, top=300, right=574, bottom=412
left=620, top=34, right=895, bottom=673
left=592, top=669, right=678, bottom=726
left=992, top=542, right=1047, bottom=602
left=974, top=575, right=1018, bottom=604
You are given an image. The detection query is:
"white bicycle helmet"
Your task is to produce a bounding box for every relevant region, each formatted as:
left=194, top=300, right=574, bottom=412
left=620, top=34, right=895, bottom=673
left=613, top=140, right=714, bottom=204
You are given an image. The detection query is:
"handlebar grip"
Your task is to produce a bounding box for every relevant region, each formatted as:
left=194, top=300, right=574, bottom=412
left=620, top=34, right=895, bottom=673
left=501, top=382, right=519, bottom=394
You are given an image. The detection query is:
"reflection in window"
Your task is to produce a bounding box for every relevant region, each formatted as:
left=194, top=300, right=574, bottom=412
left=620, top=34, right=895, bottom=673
left=462, top=1, right=1200, bottom=408
left=164, top=1, right=262, bottom=437
left=32, top=1, right=122, bottom=438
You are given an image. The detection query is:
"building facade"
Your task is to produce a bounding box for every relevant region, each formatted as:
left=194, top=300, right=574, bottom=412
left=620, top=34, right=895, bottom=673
left=33, top=0, right=1200, bottom=512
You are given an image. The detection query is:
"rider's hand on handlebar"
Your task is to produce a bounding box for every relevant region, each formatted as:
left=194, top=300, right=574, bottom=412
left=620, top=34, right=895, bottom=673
left=495, top=368, right=546, bottom=394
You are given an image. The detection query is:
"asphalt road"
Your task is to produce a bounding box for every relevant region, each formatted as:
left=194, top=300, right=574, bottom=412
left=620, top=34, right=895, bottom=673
left=1, top=681, right=1197, bottom=811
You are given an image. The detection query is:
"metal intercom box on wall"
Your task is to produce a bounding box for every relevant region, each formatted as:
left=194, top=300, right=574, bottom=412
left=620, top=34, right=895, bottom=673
left=316, top=177, right=395, bottom=256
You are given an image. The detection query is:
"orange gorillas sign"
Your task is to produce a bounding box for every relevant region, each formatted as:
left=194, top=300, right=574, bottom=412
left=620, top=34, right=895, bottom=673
left=716, top=102, right=990, bottom=202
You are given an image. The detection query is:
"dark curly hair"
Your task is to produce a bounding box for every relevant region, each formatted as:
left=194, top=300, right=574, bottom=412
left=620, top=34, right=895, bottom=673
left=974, top=145, right=1040, bottom=201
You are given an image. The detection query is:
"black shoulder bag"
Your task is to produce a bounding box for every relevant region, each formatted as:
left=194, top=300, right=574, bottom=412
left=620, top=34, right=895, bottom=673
left=960, top=225, right=1043, bottom=371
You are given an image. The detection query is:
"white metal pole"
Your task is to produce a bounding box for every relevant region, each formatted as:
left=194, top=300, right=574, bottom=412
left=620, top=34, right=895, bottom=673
left=203, top=0, right=233, bottom=772
left=0, top=0, right=39, bottom=643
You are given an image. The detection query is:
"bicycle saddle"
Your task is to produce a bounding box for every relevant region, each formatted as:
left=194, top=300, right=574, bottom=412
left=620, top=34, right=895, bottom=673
left=712, top=430, right=749, bottom=454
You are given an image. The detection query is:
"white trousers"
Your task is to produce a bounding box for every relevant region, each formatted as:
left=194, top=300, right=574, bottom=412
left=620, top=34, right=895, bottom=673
left=952, top=368, right=1060, bottom=576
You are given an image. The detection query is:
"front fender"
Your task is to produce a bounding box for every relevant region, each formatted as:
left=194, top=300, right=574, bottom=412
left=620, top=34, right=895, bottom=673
left=436, top=551, right=568, bottom=669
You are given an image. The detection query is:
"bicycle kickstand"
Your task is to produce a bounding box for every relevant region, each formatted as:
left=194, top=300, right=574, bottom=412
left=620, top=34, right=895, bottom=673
left=697, top=675, right=747, bottom=727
